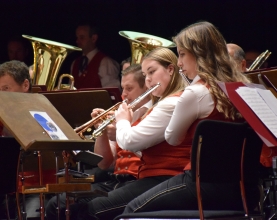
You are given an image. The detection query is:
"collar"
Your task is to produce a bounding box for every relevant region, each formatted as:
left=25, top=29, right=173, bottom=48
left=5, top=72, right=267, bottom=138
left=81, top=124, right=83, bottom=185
left=190, top=75, right=201, bottom=85
left=83, top=48, right=99, bottom=62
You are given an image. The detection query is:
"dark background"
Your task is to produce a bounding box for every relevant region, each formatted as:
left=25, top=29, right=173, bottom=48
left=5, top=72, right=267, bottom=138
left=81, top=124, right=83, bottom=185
left=1, top=0, right=277, bottom=73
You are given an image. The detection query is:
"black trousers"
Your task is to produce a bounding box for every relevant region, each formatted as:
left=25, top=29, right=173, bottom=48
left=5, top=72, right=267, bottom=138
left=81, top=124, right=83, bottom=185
left=73, top=175, right=172, bottom=220
left=124, top=171, right=260, bottom=214
left=45, top=173, right=137, bottom=220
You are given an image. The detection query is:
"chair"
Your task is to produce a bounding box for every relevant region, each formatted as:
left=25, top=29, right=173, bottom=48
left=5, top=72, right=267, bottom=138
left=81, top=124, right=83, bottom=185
left=0, top=137, right=21, bottom=220
left=114, top=120, right=264, bottom=220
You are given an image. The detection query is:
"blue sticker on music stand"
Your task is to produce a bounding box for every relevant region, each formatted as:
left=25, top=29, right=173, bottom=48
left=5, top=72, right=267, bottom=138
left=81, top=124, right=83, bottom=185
left=34, top=113, right=56, bottom=132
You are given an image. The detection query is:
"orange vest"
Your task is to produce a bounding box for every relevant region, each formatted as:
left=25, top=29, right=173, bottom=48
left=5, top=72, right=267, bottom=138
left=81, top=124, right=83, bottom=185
left=114, top=116, right=144, bottom=179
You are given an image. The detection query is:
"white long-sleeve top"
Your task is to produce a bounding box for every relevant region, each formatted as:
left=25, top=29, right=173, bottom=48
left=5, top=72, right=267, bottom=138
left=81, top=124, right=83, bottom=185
left=109, top=100, right=153, bottom=160
left=165, top=75, right=214, bottom=146
left=116, top=96, right=180, bottom=152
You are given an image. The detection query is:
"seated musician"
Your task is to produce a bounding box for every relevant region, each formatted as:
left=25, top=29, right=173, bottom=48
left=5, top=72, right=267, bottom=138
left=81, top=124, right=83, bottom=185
left=227, top=43, right=247, bottom=72
left=123, top=21, right=260, bottom=214
left=45, top=64, right=152, bottom=219
left=63, top=47, right=190, bottom=220
left=0, top=60, right=45, bottom=219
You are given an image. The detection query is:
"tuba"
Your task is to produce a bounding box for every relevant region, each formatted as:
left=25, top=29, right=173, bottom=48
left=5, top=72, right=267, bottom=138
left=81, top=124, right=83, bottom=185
left=119, top=31, right=176, bottom=64
left=54, top=74, right=76, bottom=90
left=22, top=35, right=81, bottom=91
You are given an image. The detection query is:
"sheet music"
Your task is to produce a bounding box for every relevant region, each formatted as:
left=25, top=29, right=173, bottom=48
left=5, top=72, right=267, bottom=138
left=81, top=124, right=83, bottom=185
left=236, top=87, right=277, bottom=138
left=30, top=111, right=68, bottom=140
left=257, top=89, right=277, bottom=116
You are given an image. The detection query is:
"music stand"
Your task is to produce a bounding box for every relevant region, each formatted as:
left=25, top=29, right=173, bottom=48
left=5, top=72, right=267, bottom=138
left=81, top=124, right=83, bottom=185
left=0, top=91, right=97, bottom=151
left=0, top=91, right=100, bottom=220
left=41, top=90, right=112, bottom=168
left=40, top=90, right=113, bottom=128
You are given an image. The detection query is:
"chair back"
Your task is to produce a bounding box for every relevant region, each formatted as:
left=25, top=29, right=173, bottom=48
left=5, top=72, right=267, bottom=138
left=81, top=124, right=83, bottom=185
left=191, top=120, right=247, bottom=183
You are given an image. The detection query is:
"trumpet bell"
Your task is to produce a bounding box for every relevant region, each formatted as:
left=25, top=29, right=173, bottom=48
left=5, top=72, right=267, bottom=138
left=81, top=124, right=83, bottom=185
left=119, top=31, right=176, bottom=64
left=23, top=35, right=81, bottom=91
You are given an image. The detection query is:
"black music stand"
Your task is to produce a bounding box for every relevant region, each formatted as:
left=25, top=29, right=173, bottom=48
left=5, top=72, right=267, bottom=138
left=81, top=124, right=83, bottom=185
left=40, top=89, right=112, bottom=166
left=40, top=90, right=113, bottom=128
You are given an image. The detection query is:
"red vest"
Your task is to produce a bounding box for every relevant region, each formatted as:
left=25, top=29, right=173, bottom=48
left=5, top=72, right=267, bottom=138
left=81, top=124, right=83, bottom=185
left=137, top=92, right=190, bottom=179
left=183, top=106, right=235, bottom=170
left=260, top=144, right=277, bottom=167
left=0, top=121, right=3, bottom=136
left=72, top=51, right=105, bottom=89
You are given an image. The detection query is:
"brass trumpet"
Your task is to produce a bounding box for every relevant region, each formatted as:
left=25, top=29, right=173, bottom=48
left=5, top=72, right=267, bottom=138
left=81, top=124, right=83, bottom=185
left=92, top=82, right=161, bottom=138
left=74, top=100, right=127, bottom=140
left=248, top=50, right=272, bottom=71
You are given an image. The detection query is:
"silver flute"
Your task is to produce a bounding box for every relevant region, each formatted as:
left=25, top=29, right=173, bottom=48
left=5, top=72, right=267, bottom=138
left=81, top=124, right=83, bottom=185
left=92, top=82, right=161, bottom=138
left=179, top=69, right=191, bottom=85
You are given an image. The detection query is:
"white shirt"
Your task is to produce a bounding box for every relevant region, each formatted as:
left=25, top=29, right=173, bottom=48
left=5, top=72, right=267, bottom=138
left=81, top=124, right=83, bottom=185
left=71, top=48, right=121, bottom=88
left=165, top=75, right=214, bottom=146
left=109, top=100, right=152, bottom=163
left=116, top=96, right=180, bottom=152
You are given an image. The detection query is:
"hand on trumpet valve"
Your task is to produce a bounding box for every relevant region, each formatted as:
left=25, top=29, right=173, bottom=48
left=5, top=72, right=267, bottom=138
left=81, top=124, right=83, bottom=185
left=91, top=108, right=106, bottom=129
left=115, top=102, right=133, bottom=123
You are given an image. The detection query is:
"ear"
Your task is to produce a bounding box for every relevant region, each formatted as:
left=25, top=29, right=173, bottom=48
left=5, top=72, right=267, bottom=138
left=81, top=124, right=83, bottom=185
left=167, top=64, right=174, bottom=76
left=22, top=79, right=30, bottom=92
left=241, top=59, right=247, bottom=72
left=91, top=34, right=98, bottom=44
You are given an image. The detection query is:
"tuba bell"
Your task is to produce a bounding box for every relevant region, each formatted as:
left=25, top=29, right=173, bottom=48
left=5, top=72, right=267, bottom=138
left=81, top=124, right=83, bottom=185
left=119, top=31, right=176, bottom=64
left=22, top=35, right=81, bottom=91
left=54, top=74, right=76, bottom=90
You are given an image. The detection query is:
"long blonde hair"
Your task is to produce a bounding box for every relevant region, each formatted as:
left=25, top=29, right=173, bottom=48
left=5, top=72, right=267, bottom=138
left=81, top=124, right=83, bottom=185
left=173, top=21, right=248, bottom=119
left=142, top=47, right=184, bottom=102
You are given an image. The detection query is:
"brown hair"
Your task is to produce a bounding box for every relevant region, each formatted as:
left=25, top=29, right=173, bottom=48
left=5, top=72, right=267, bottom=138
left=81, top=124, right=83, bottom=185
left=173, top=21, right=249, bottom=119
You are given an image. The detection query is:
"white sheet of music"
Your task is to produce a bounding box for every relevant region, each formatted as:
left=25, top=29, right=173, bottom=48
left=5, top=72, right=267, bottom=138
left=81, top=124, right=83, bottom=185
left=236, top=87, right=277, bottom=138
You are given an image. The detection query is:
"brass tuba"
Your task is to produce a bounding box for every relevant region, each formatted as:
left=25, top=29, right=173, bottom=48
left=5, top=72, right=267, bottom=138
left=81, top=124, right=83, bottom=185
left=54, top=74, right=76, bottom=90
left=119, top=31, right=176, bottom=64
left=22, top=35, right=81, bottom=91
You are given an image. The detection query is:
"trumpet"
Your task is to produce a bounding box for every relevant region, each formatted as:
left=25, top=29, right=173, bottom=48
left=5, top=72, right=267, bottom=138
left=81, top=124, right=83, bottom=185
left=74, top=100, right=126, bottom=140
left=248, top=50, right=271, bottom=71
left=92, top=82, right=161, bottom=138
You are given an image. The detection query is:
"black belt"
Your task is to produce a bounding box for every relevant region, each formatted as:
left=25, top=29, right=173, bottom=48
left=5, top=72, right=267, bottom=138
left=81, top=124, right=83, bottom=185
left=108, top=172, right=136, bottom=182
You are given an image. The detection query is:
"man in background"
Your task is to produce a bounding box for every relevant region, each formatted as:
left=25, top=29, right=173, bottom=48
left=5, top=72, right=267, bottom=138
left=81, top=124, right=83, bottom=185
left=71, top=22, right=120, bottom=90
left=227, top=43, right=247, bottom=72
left=6, top=37, right=32, bottom=66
